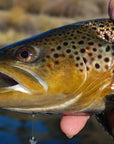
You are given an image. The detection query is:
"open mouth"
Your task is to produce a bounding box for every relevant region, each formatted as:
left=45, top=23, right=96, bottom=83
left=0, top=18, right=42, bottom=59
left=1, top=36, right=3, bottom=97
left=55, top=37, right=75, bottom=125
left=0, top=72, right=18, bottom=88
left=0, top=72, right=30, bottom=94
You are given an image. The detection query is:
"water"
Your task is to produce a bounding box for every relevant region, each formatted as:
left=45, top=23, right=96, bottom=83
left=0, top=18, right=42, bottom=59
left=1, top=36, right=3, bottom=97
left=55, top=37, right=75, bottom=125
left=29, top=113, right=37, bottom=144
left=0, top=109, right=113, bottom=144
left=29, top=137, right=37, bottom=144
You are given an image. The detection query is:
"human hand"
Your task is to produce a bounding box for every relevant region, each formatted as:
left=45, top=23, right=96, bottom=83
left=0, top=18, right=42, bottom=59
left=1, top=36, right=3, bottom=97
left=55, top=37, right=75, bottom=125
left=60, top=113, right=90, bottom=138
left=108, top=0, right=114, bottom=21
left=60, top=0, right=114, bottom=138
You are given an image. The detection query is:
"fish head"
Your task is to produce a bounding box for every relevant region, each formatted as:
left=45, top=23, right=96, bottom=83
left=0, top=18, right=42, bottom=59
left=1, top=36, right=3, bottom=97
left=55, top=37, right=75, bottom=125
left=0, top=30, right=87, bottom=111
left=0, top=18, right=113, bottom=115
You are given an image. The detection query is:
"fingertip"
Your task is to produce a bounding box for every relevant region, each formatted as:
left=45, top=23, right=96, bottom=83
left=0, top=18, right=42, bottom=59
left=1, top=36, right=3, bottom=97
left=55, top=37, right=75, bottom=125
left=108, top=0, right=114, bottom=21
left=60, top=115, right=90, bottom=138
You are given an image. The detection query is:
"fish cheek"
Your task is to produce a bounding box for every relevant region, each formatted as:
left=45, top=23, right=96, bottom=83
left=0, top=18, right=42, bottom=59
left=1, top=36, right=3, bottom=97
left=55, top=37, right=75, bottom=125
left=37, top=57, right=86, bottom=95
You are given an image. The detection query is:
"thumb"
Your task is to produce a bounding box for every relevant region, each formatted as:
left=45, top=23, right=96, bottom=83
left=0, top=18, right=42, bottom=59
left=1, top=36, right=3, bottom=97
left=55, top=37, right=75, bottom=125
left=108, top=0, right=114, bottom=21
left=60, top=114, right=90, bottom=138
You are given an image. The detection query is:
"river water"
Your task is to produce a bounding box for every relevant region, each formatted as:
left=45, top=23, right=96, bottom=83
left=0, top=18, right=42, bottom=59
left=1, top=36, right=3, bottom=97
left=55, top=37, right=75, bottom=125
left=0, top=109, right=113, bottom=144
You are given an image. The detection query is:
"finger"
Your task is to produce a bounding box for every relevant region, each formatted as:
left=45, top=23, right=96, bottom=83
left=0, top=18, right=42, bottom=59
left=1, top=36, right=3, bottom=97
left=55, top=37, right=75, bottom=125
left=60, top=114, right=90, bottom=138
left=108, top=0, right=114, bottom=21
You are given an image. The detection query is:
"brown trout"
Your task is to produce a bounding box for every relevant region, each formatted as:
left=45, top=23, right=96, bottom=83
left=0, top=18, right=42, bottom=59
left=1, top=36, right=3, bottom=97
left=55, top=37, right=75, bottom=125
left=0, top=18, right=113, bottom=137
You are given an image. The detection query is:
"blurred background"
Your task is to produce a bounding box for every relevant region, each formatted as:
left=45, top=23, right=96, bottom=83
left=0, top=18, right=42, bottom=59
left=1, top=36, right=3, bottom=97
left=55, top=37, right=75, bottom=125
left=0, top=0, right=113, bottom=144
left=0, top=0, right=110, bottom=46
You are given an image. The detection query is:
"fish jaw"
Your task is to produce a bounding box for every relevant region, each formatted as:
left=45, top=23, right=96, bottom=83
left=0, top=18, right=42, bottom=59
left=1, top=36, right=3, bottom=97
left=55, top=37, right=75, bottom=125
left=0, top=59, right=110, bottom=113
left=0, top=58, right=53, bottom=109
left=0, top=69, right=112, bottom=113
left=0, top=61, right=86, bottom=112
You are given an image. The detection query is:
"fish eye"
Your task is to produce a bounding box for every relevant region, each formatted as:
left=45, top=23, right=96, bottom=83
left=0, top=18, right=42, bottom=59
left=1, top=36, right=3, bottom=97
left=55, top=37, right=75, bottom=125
left=16, top=46, right=37, bottom=63
left=21, top=51, right=29, bottom=58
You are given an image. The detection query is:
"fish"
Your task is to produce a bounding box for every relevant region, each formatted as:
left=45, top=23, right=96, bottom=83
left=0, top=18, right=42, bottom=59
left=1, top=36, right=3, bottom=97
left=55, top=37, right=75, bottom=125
left=0, top=18, right=113, bottom=138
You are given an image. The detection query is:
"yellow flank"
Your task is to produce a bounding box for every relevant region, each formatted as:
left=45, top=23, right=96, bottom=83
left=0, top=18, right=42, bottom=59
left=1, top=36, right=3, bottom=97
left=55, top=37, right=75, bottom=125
left=0, top=18, right=113, bottom=113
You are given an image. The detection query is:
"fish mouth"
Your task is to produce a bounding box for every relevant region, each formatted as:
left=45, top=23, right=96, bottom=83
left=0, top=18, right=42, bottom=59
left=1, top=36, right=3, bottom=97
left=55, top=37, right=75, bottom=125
left=0, top=72, right=30, bottom=93
left=0, top=72, right=18, bottom=87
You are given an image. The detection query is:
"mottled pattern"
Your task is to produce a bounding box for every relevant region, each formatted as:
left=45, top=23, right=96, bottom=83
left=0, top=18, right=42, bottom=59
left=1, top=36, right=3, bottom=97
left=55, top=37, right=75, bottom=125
left=31, top=18, right=114, bottom=74
left=0, top=18, right=113, bottom=114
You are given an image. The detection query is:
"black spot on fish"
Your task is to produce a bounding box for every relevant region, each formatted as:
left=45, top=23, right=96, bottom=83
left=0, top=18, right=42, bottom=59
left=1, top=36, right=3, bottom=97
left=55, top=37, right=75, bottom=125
left=104, top=57, right=109, bottom=63
left=95, top=63, right=100, bottom=69
left=63, top=42, right=68, bottom=46
left=106, top=45, right=110, bottom=52
left=104, top=33, right=109, bottom=41
left=78, top=40, right=84, bottom=45
left=88, top=42, right=94, bottom=45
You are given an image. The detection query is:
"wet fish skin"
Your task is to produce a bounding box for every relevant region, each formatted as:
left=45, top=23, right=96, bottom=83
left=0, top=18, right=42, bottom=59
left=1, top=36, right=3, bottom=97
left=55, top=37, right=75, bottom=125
left=0, top=18, right=113, bottom=114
